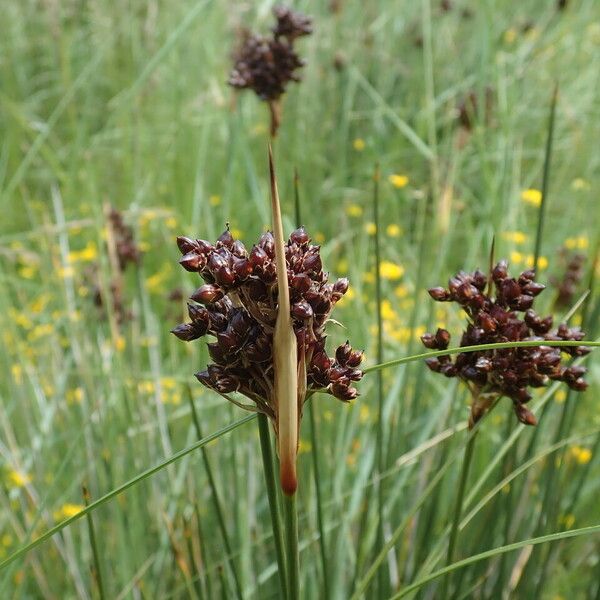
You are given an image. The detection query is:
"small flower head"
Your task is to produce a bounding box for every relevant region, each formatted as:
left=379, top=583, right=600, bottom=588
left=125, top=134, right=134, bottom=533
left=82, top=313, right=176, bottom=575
left=422, top=261, right=590, bottom=427
left=228, top=6, right=312, bottom=136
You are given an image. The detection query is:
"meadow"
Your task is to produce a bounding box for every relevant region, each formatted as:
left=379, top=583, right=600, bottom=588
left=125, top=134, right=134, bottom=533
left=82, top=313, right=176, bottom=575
left=1, top=0, right=600, bottom=598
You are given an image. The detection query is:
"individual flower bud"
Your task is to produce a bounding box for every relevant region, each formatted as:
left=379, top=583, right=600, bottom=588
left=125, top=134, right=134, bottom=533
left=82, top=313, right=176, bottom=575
left=179, top=251, right=206, bottom=272
left=249, top=245, right=269, bottom=268
left=331, top=381, right=358, bottom=401
left=170, top=323, right=204, bottom=341
left=428, top=287, right=450, bottom=301
left=335, top=341, right=352, bottom=366
left=208, top=251, right=228, bottom=273
left=421, top=333, right=438, bottom=349
left=333, top=278, right=349, bottom=297
left=215, top=265, right=236, bottom=287
left=188, top=302, right=209, bottom=324
left=292, top=300, right=313, bottom=319
left=232, top=257, right=252, bottom=280
left=177, top=236, right=198, bottom=254
left=191, top=284, right=224, bottom=304
left=472, top=270, right=487, bottom=290
left=522, top=282, right=545, bottom=296
left=290, top=226, right=310, bottom=245
left=302, top=248, right=322, bottom=273
left=216, top=229, right=234, bottom=248
left=492, top=260, right=508, bottom=281
left=425, top=357, right=442, bottom=372
left=478, top=312, right=497, bottom=333
left=231, top=239, right=247, bottom=257
left=514, top=403, right=537, bottom=426
left=258, top=231, right=275, bottom=257
left=347, top=350, right=363, bottom=368
left=435, top=328, right=451, bottom=349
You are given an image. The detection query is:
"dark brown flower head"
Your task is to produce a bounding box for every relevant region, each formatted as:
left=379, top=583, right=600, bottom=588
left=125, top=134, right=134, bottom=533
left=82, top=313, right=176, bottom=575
left=551, top=250, right=586, bottom=309
left=173, top=226, right=362, bottom=421
left=272, top=6, right=313, bottom=41
left=422, top=261, right=590, bottom=427
left=228, top=6, right=312, bottom=136
left=108, top=207, right=141, bottom=270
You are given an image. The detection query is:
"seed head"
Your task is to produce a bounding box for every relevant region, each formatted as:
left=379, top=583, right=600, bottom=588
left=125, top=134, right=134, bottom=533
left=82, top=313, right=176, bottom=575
left=422, top=261, right=590, bottom=427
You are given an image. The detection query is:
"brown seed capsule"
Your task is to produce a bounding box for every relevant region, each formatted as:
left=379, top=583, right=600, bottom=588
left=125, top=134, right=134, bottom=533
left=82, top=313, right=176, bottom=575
left=191, top=284, right=224, bottom=304
left=179, top=251, right=206, bottom=272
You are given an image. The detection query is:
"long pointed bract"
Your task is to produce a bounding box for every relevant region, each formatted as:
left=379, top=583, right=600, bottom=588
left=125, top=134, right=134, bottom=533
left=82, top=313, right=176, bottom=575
left=269, top=146, right=299, bottom=495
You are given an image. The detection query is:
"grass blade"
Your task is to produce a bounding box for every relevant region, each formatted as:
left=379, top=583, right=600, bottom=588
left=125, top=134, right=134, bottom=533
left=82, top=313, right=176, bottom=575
left=0, top=415, right=255, bottom=571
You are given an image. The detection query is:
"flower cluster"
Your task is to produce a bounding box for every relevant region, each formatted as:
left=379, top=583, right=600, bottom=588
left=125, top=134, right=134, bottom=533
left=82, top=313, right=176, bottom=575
left=228, top=6, right=312, bottom=135
left=552, top=250, right=586, bottom=309
left=108, top=207, right=141, bottom=269
left=84, top=207, right=141, bottom=323
left=172, top=226, right=362, bottom=421
left=422, top=261, right=590, bottom=426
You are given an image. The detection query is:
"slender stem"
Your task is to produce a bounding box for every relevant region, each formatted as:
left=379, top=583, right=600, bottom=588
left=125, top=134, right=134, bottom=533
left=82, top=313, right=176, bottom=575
left=284, top=493, right=299, bottom=600
left=257, top=414, right=288, bottom=598
left=187, top=388, right=244, bottom=600
left=372, top=163, right=387, bottom=598
left=82, top=485, right=105, bottom=600
left=440, top=429, right=478, bottom=598
left=533, top=83, right=558, bottom=272
left=294, top=169, right=329, bottom=597
left=309, top=402, right=330, bottom=598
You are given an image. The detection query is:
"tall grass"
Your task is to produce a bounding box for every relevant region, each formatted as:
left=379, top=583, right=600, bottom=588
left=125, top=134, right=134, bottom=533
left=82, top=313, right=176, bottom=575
left=1, top=0, right=599, bottom=598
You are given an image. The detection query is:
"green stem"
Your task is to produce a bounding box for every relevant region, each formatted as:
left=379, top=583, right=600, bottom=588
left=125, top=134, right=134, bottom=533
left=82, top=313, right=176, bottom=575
left=309, top=402, right=330, bottom=598
left=82, top=485, right=106, bottom=600
left=440, top=429, right=478, bottom=598
left=372, top=164, right=387, bottom=598
left=187, top=388, right=244, bottom=600
left=284, top=493, right=299, bottom=600
left=257, top=414, right=288, bottom=599
left=533, top=83, right=558, bottom=272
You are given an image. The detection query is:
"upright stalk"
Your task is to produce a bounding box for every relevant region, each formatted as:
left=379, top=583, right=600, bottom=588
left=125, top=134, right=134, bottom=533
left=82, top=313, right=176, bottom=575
left=440, top=429, right=478, bottom=598
left=187, top=388, right=244, bottom=600
left=82, top=485, right=105, bottom=600
left=533, top=83, right=558, bottom=272
left=372, top=164, right=387, bottom=597
left=294, top=169, right=329, bottom=598
left=284, top=493, right=300, bottom=600
left=257, top=414, right=288, bottom=598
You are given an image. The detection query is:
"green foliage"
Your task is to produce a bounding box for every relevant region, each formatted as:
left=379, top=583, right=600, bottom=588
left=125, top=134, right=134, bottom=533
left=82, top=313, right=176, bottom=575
left=0, top=0, right=599, bottom=597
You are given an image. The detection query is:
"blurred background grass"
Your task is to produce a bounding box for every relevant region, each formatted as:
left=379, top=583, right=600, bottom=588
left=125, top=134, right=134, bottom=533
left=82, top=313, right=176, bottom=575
left=1, top=0, right=599, bottom=598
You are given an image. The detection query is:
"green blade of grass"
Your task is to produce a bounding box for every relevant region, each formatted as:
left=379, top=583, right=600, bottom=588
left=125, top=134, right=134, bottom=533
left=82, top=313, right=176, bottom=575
left=391, top=523, right=600, bottom=599
left=0, top=414, right=255, bottom=572
left=364, top=339, right=600, bottom=373
left=533, top=83, right=558, bottom=273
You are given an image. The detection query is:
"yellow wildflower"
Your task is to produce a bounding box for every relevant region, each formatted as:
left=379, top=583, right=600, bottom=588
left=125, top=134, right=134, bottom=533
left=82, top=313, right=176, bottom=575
left=365, top=222, right=377, bottom=235
left=521, top=188, right=542, bottom=207
left=11, top=364, right=23, bottom=385
left=555, top=389, right=567, bottom=403
left=7, top=470, right=31, bottom=488
left=510, top=251, right=523, bottom=264
left=114, top=336, right=126, bottom=352
left=353, top=138, right=365, bottom=151
left=386, top=224, right=402, bottom=237
left=570, top=446, right=592, bottom=465
left=359, top=404, right=371, bottom=424
left=394, top=284, right=409, bottom=298
left=209, top=195, right=221, bottom=206
left=380, top=300, right=398, bottom=322
left=346, top=204, right=363, bottom=217
left=388, top=174, right=409, bottom=189
left=66, top=388, right=84, bottom=404
left=502, top=231, right=527, bottom=245
left=524, top=255, right=548, bottom=270
left=379, top=261, right=405, bottom=281
left=166, top=216, right=177, bottom=229
left=18, top=265, right=38, bottom=280
left=54, top=503, right=84, bottom=521
left=314, top=232, right=325, bottom=243
left=565, top=236, right=588, bottom=250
